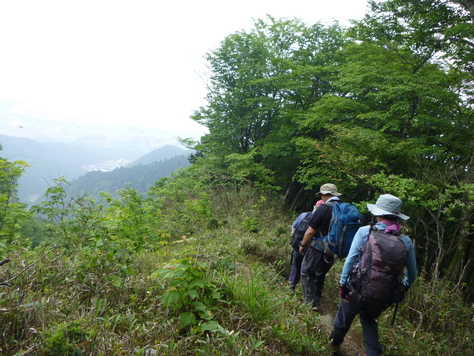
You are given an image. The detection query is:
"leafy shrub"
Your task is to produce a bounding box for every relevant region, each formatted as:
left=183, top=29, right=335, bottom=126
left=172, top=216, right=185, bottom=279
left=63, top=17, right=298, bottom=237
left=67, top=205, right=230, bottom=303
left=42, top=321, right=93, bottom=355
left=388, top=275, right=474, bottom=354
left=241, top=216, right=260, bottom=233
left=151, top=257, right=224, bottom=333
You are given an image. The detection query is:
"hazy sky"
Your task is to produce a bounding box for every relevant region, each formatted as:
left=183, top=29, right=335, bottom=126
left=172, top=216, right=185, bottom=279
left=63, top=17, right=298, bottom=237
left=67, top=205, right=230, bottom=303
left=0, top=0, right=369, bottom=139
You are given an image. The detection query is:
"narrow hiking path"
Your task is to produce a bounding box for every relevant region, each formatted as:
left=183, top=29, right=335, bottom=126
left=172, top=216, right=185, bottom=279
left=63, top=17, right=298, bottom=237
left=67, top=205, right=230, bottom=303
left=317, top=294, right=364, bottom=356
left=290, top=285, right=409, bottom=356
left=318, top=313, right=362, bottom=356
left=291, top=287, right=365, bottom=355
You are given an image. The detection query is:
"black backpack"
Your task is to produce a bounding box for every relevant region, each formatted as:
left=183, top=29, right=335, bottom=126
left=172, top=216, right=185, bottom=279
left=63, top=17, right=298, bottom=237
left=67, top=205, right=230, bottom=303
left=349, top=225, right=408, bottom=307
left=290, top=212, right=313, bottom=250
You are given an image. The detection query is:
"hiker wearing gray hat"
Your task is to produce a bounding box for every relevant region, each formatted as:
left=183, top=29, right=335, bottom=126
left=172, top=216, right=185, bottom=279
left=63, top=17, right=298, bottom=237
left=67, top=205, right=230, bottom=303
left=366, top=194, right=410, bottom=221
left=329, top=194, right=417, bottom=356
left=318, top=183, right=342, bottom=197
left=299, top=183, right=343, bottom=312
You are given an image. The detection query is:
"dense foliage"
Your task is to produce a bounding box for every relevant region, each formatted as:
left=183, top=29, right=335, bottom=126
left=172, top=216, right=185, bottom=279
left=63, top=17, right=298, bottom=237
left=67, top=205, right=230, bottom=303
left=189, top=0, right=474, bottom=300
left=1, top=0, right=474, bottom=355
left=1, top=170, right=473, bottom=354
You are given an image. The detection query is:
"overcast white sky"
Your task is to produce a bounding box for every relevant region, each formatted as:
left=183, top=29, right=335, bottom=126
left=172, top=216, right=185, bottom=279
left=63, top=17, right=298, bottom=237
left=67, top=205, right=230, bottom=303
left=0, top=0, right=369, bottom=139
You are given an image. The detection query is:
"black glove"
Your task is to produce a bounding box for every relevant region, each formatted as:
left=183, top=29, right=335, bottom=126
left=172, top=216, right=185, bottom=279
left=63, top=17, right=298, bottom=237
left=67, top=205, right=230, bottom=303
left=339, top=284, right=349, bottom=302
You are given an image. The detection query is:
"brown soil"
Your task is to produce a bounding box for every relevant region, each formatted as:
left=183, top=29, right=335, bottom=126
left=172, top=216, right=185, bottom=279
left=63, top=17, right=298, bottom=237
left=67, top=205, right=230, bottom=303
left=319, top=299, right=364, bottom=356
left=294, top=289, right=366, bottom=355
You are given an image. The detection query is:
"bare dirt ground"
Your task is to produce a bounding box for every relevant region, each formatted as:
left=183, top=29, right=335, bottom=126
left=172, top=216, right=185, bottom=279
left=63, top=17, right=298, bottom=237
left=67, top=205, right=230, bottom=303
left=318, top=295, right=365, bottom=356
left=291, top=288, right=365, bottom=356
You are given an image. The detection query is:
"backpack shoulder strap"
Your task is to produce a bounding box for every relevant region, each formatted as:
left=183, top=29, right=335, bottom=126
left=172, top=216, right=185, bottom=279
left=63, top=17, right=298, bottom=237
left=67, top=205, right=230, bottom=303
left=323, top=200, right=343, bottom=207
left=356, top=224, right=375, bottom=254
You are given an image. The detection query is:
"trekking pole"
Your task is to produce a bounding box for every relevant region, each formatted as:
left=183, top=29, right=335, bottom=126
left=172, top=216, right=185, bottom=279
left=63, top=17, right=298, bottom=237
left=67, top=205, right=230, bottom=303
left=391, top=302, right=399, bottom=326
left=0, top=245, right=58, bottom=286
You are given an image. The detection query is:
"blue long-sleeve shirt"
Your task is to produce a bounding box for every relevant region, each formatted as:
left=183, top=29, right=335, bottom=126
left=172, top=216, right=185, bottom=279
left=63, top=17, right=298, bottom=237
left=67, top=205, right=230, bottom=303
left=339, top=222, right=418, bottom=287
left=292, top=212, right=310, bottom=228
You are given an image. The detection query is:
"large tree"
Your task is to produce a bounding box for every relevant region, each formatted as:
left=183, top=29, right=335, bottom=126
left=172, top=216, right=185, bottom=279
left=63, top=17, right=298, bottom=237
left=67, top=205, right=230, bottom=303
left=187, top=1, right=474, bottom=299
left=360, top=0, right=474, bottom=72
left=294, top=0, right=474, bottom=298
left=190, top=17, right=347, bottom=196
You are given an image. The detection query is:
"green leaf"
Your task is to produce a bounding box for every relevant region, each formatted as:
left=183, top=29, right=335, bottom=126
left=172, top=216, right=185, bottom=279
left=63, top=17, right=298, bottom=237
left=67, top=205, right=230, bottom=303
left=185, top=290, right=200, bottom=299
left=192, top=301, right=207, bottom=311
left=179, top=312, right=196, bottom=328
left=162, top=290, right=180, bottom=308
left=199, top=320, right=222, bottom=332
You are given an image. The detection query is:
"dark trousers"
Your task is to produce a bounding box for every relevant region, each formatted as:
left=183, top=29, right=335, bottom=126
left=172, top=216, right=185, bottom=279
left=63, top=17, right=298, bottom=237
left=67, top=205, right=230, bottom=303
left=300, top=247, right=334, bottom=307
left=288, top=249, right=304, bottom=287
left=332, top=297, right=385, bottom=356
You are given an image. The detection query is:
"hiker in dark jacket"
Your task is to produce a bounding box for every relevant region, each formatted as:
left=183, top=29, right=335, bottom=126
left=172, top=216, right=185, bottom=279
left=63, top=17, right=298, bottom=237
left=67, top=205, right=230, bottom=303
left=299, top=183, right=342, bottom=311
left=288, top=200, right=323, bottom=290
left=329, top=194, right=417, bottom=356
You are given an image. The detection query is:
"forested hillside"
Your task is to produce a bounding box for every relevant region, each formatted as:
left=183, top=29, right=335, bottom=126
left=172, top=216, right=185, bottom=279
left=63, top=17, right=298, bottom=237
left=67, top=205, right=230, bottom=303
left=66, top=154, right=191, bottom=199
left=126, top=145, right=191, bottom=167
left=0, top=135, right=190, bottom=204
left=0, top=135, right=96, bottom=202
left=0, top=0, right=473, bottom=355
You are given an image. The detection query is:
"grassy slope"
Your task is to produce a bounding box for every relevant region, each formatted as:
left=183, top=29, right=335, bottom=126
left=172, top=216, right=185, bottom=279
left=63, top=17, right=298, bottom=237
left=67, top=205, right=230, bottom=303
left=0, top=188, right=472, bottom=355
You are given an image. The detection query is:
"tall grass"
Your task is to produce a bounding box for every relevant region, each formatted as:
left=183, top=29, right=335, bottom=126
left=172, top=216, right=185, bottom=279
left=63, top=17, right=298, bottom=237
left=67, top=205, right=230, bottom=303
left=0, top=184, right=473, bottom=355
left=216, top=263, right=282, bottom=324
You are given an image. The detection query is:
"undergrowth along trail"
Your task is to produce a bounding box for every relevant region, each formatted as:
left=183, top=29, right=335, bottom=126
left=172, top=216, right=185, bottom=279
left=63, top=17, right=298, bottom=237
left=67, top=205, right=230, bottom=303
left=0, top=186, right=472, bottom=355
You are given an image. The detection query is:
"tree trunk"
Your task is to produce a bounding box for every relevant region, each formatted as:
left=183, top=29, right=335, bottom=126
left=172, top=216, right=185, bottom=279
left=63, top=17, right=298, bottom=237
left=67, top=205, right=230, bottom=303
left=283, top=181, right=314, bottom=212
left=463, top=0, right=474, bottom=20
left=446, top=232, right=474, bottom=301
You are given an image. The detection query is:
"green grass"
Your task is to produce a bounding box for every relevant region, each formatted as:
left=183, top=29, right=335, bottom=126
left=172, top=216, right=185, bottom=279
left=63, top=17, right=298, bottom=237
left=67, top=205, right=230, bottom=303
left=0, top=187, right=473, bottom=355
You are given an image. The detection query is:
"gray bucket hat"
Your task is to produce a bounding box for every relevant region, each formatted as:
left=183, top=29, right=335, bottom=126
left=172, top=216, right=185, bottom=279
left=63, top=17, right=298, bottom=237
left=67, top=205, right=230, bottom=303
left=318, top=183, right=342, bottom=196
left=367, top=194, right=410, bottom=220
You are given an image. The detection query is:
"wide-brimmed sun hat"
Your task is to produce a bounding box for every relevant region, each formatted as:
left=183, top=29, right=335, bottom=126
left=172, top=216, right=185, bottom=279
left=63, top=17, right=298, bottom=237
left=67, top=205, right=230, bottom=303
left=367, top=194, right=410, bottom=220
left=318, top=183, right=342, bottom=196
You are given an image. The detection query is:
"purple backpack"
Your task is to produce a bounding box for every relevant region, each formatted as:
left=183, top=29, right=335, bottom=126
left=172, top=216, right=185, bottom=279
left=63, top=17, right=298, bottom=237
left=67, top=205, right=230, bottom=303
left=349, top=226, right=408, bottom=305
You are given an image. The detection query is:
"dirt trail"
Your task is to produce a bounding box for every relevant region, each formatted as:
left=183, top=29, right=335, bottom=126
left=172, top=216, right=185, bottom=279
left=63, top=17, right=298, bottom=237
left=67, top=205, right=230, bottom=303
left=296, top=291, right=365, bottom=355
left=317, top=308, right=363, bottom=355
left=320, top=294, right=365, bottom=356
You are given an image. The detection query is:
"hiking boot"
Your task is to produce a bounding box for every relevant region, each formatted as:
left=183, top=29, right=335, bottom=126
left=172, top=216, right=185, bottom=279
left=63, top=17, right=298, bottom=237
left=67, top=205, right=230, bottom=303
left=329, top=340, right=341, bottom=355
left=311, top=301, right=321, bottom=312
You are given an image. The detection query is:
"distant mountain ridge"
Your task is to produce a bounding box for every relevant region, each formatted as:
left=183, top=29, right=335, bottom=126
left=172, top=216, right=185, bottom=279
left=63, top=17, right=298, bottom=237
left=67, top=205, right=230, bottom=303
left=1, top=134, right=97, bottom=203
left=127, top=145, right=191, bottom=167
left=67, top=154, right=192, bottom=200
left=0, top=134, right=192, bottom=204
left=66, top=145, right=193, bottom=199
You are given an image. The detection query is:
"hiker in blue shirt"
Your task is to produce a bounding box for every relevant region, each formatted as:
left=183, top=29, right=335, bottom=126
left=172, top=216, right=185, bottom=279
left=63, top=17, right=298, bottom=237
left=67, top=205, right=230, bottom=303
left=299, top=183, right=342, bottom=312
left=288, top=200, right=323, bottom=290
left=330, top=194, right=418, bottom=356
